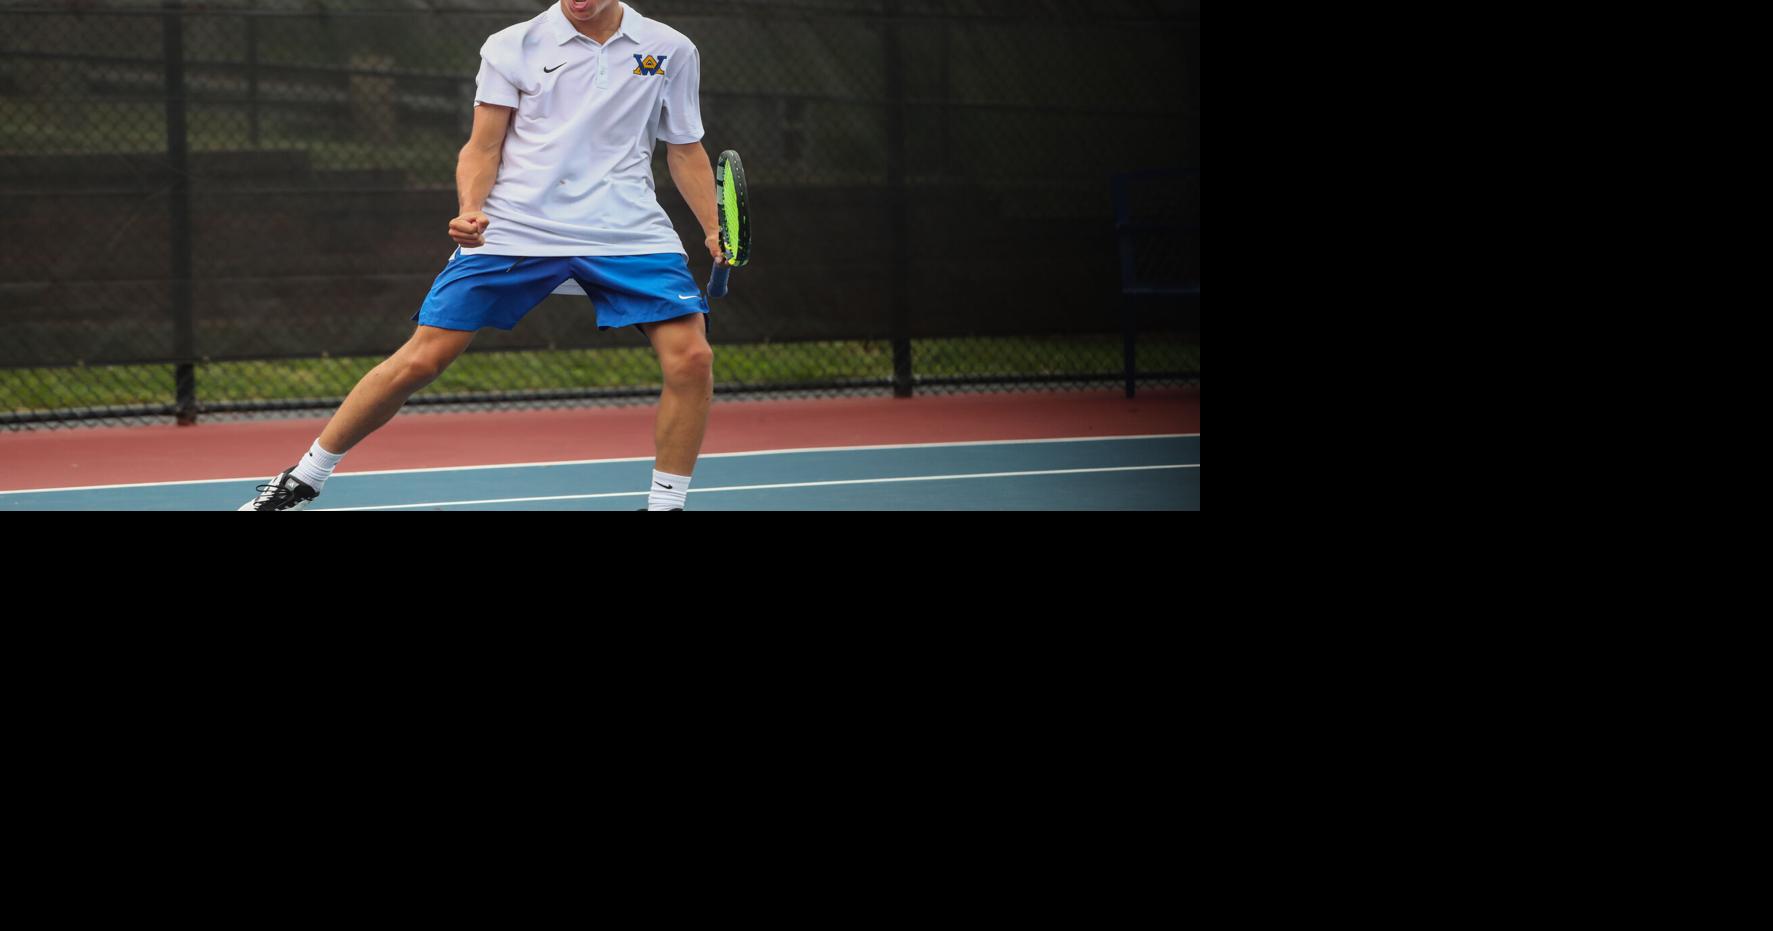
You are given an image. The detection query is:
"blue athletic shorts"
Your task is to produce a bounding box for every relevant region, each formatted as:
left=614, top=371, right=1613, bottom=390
left=412, top=248, right=711, bottom=335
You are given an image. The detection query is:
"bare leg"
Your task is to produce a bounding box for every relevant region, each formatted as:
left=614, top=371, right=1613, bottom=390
left=318, top=325, right=478, bottom=453
left=642, top=314, right=714, bottom=475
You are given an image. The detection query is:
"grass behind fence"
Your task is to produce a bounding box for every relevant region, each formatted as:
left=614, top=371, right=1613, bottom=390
left=2, top=334, right=1200, bottom=416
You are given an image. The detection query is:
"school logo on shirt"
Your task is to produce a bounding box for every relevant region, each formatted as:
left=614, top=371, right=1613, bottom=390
left=632, top=54, right=668, bottom=76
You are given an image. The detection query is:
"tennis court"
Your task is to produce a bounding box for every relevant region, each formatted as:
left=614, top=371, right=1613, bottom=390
left=2, top=4, right=1198, bottom=507
left=2, top=436, right=1197, bottom=511
left=0, top=390, right=1199, bottom=511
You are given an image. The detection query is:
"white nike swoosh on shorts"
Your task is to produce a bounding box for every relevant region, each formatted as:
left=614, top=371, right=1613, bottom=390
left=678, top=294, right=698, bottom=299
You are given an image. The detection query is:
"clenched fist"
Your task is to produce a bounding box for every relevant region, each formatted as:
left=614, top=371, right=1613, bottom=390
left=449, top=211, right=490, bottom=247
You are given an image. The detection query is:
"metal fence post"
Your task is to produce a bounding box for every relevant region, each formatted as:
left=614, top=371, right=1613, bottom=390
left=885, top=0, right=911, bottom=397
left=163, top=0, right=196, bottom=424
left=246, top=7, right=260, bottom=148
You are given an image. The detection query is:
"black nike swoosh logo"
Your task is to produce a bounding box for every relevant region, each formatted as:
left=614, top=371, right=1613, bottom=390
left=655, top=482, right=673, bottom=489
left=544, top=62, right=566, bottom=73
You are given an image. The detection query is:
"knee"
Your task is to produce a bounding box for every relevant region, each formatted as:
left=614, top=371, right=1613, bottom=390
left=387, top=353, right=445, bottom=387
left=662, top=344, right=714, bottom=384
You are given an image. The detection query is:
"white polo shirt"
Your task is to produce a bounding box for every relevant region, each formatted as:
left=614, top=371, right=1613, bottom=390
left=461, top=1, right=703, bottom=258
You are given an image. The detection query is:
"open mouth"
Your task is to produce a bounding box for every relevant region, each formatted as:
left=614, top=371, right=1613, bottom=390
left=570, top=0, right=589, bottom=12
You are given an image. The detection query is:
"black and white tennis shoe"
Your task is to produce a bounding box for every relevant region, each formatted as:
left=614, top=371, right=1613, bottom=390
left=238, top=466, right=318, bottom=512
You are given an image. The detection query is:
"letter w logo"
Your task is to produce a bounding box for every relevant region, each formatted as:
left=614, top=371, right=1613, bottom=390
left=632, top=54, right=668, bottom=76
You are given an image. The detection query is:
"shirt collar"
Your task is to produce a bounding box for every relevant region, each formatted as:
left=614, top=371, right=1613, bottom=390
left=548, top=1, right=641, bottom=46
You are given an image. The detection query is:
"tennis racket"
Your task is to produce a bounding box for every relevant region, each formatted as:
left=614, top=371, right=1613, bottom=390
left=706, top=149, right=750, bottom=298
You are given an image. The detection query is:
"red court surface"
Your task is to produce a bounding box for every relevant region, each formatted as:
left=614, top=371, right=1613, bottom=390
left=0, top=388, right=1199, bottom=492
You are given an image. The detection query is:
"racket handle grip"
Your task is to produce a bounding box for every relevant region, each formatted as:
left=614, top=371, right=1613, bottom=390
left=707, top=263, right=731, bottom=299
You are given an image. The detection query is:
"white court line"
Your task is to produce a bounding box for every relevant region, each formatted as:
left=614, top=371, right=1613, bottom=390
left=0, top=433, right=1200, bottom=495
left=315, top=464, right=1202, bottom=511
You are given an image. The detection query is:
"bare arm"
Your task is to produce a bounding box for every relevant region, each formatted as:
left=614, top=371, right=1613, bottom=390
left=665, top=141, right=725, bottom=266
left=449, top=103, right=512, bottom=246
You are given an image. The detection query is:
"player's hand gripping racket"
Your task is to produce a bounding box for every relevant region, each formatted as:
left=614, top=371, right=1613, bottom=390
left=706, top=149, right=750, bottom=299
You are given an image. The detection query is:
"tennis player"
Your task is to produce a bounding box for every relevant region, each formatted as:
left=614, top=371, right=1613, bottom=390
left=241, top=0, right=720, bottom=512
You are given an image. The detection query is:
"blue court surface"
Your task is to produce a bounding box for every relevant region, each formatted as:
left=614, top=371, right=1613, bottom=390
left=1, top=435, right=1199, bottom=511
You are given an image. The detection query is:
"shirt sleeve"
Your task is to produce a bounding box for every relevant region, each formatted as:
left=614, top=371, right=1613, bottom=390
left=659, top=44, right=704, bottom=143
left=474, top=50, right=520, bottom=109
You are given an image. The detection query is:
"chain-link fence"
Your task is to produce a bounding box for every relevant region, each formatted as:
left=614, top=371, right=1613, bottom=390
left=0, top=0, right=1200, bottom=429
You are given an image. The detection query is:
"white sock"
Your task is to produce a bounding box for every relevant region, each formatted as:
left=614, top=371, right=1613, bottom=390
left=290, top=439, right=345, bottom=492
left=648, top=469, right=692, bottom=510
